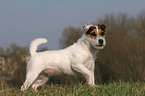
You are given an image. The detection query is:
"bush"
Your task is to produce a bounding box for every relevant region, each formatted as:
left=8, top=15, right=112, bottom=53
left=0, top=44, right=28, bottom=87
left=94, top=12, right=145, bottom=82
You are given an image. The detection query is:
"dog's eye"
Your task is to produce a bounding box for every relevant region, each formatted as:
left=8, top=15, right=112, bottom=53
left=101, top=32, right=105, bottom=36
left=90, top=32, right=96, bottom=36
left=98, top=26, right=101, bottom=29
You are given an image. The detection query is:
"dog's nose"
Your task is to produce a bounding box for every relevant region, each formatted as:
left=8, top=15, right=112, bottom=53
left=98, top=39, right=104, bottom=45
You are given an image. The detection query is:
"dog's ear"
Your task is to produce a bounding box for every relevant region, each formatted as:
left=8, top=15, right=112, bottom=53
left=97, top=24, right=106, bottom=31
left=83, top=25, right=93, bottom=32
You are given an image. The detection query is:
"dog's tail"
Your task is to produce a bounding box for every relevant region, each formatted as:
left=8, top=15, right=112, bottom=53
left=30, top=38, right=47, bottom=57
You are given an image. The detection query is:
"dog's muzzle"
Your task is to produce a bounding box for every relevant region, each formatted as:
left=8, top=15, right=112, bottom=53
left=95, top=39, right=106, bottom=49
left=85, top=35, right=106, bottom=49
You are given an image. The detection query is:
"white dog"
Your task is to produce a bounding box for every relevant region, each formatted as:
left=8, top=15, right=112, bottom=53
left=21, top=24, right=106, bottom=91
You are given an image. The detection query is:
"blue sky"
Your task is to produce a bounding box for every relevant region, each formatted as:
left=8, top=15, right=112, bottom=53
left=0, top=0, right=145, bottom=50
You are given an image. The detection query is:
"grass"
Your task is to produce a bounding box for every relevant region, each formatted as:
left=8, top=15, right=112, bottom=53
left=0, top=81, right=145, bottom=96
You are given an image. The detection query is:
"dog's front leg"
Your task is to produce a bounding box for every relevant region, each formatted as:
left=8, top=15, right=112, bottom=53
left=91, top=62, right=95, bottom=85
left=72, top=64, right=94, bottom=85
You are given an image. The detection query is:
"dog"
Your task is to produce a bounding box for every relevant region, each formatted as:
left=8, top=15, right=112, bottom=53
left=21, top=24, right=106, bottom=91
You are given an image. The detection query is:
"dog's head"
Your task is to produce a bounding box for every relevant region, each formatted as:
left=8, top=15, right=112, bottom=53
left=83, top=24, right=106, bottom=49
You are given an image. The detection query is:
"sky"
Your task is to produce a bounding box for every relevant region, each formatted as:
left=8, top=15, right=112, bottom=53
left=0, top=0, right=145, bottom=50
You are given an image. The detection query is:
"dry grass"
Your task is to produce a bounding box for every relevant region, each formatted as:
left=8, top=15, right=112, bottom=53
left=0, top=80, right=144, bottom=96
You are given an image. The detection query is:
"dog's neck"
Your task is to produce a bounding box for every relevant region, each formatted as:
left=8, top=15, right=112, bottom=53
left=77, top=34, right=98, bottom=57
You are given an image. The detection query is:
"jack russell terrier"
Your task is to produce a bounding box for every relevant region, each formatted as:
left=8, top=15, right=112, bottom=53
left=21, top=24, right=106, bottom=91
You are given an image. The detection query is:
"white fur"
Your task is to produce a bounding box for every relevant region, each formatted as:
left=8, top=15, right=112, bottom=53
left=30, top=38, right=47, bottom=57
left=21, top=25, right=106, bottom=91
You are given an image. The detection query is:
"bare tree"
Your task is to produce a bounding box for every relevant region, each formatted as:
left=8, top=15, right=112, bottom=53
left=59, top=27, right=83, bottom=48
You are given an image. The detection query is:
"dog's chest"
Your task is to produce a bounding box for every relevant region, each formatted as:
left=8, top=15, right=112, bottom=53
left=71, top=43, right=96, bottom=70
left=83, top=55, right=94, bottom=70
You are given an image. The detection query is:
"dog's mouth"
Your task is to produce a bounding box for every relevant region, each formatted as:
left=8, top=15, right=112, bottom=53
left=94, top=44, right=105, bottom=49
left=97, top=44, right=103, bottom=47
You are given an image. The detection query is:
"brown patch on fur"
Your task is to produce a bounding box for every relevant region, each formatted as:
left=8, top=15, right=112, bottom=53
left=97, top=24, right=106, bottom=31
left=86, top=26, right=106, bottom=39
left=98, top=24, right=106, bottom=38
left=99, top=29, right=105, bottom=38
left=86, top=28, right=97, bottom=39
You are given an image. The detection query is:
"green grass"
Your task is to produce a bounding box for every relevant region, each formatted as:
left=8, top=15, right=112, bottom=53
left=0, top=81, right=145, bottom=96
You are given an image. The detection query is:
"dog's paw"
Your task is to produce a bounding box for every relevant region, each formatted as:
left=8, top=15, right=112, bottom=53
left=94, top=84, right=101, bottom=88
left=86, top=83, right=101, bottom=88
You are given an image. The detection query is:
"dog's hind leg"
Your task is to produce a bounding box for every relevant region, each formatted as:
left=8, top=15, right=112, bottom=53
left=32, top=68, right=59, bottom=89
left=21, top=69, right=43, bottom=91
left=32, top=74, right=49, bottom=90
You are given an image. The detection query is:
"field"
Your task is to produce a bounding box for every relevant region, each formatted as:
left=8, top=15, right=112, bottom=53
left=0, top=81, right=145, bottom=96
